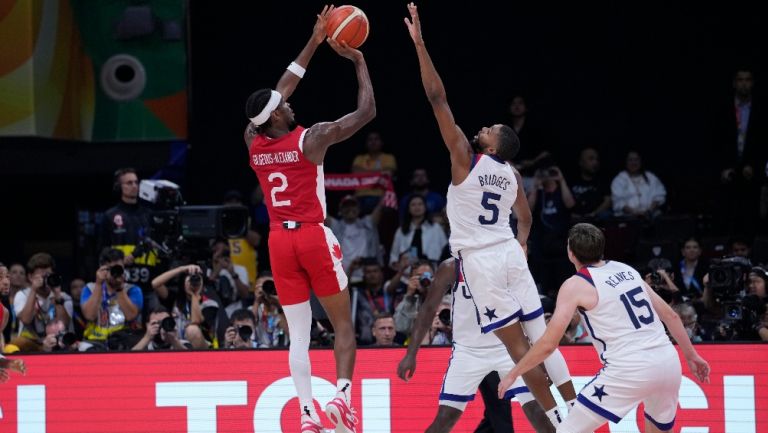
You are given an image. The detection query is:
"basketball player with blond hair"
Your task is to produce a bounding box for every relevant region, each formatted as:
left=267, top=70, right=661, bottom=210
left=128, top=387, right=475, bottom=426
left=243, top=5, right=375, bottom=433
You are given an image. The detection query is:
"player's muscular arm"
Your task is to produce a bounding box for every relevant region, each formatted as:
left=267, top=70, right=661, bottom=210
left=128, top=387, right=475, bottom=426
left=404, top=3, right=471, bottom=183
left=276, top=6, right=334, bottom=101
left=302, top=40, right=375, bottom=164
left=511, top=169, right=532, bottom=247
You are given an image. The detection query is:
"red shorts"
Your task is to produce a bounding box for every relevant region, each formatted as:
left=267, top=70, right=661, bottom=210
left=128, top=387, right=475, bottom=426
left=268, top=223, right=348, bottom=305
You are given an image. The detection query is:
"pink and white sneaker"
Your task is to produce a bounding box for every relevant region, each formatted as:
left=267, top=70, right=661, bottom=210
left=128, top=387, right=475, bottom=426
left=325, top=397, right=358, bottom=433
left=300, top=414, right=325, bottom=433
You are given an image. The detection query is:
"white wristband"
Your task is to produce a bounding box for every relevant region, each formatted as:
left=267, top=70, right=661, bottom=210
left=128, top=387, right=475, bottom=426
left=287, top=61, right=306, bottom=78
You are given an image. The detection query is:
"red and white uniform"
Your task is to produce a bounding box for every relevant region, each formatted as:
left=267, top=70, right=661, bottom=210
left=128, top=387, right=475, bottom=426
left=249, top=126, right=348, bottom=305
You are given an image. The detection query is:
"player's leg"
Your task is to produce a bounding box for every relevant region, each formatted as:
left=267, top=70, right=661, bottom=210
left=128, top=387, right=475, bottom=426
left=431, top=344, right=489, bottom=433
left=425, top=406, right=463, bottom=433
left=642, top=348, right=681, bottom=433
left=521, top=401, right=555, bottom=433
left=554, top=403, right=607, bottom=433
left=269, top=229, right=319, bottom=426
left=521, top=315, right=577, bottom=405
left=493, top=323, right=560, bottom=427
left=495, top=348, right=555, bottom=433
left=301, top=225, right=357, bottom=432
left=512, top=243, right=578, bottom=406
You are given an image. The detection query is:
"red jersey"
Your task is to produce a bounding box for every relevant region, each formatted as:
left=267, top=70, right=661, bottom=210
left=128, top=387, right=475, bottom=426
left=248, top=126, right=326, bottom=223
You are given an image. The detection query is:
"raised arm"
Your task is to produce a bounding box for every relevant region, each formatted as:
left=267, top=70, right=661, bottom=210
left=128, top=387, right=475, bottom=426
left=397, top=258, right=456, bottom=382
left=404, top=3, right=471, bottom=184
left=276, top=5, right=334, bottom=100
left=301, top=39, right=376, bottom=164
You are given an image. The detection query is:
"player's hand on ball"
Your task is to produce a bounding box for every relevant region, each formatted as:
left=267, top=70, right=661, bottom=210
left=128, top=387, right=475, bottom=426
left=403, top=2, right=423, bottom=44
left=327, top=38, right=362, bottom=61
left=313, top=5, right=336, bottom=45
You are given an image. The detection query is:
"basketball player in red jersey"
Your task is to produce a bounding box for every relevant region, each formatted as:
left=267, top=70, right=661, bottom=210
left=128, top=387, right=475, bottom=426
left=243, top=6, right=375, bottom=433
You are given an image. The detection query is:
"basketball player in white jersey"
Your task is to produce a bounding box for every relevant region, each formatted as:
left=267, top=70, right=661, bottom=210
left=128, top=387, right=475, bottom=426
left=498, top=223, right=711, bottom=433
left=405, top=3, right=575, bottom=428
left=398, top=258, right=554, bottom=433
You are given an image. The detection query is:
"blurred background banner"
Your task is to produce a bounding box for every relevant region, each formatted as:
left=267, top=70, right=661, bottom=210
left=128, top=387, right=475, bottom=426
left=0, top=0, right=187, bottom=141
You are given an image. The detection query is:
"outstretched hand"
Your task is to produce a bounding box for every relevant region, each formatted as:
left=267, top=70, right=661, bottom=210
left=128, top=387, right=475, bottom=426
left=327, top=38, right=362, bottom=61
left=687, top=354, right=711, bottom=384
left=403, top=2, right=423, bottom=44
left=312, top=5, right=336, bottom=45
left=497, top=370, right=520, bottom=399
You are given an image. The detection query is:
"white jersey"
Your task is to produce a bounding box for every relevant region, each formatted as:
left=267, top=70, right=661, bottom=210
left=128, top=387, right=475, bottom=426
left=447, top=154, right=517, bottom=255
left=451, top=258, right=503, bottom=348
left=576, top=261, right=671, bottom=367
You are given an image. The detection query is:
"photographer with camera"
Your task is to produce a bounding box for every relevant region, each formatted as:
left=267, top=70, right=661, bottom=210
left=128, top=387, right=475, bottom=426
left=208, top=239, right=250, bottom=307
left=644, top=258, right=683, bottom=306
left=80, top=248, right=143, bottom=350
left=251, top=276, right=288, bottom=348
left=132, top=306, right=190, bottom=351
left=394, top=259, right=435, bottom=338
left=224, top=308, right=260, bottom=349
left=40, top=319, right=79, bottom=352
left=152, top=263, right=224, bottom=349
left=11, top=252, right=73, bottom=352
left=424, top=303, right=452, bottom=345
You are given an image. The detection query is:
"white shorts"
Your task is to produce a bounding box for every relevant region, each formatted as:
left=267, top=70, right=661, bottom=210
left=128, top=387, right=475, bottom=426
left=439, top=343, right=533, bottom=411
left=458, top=239, right=541, bottom=333
left=562, top=346, right=681, bottom=432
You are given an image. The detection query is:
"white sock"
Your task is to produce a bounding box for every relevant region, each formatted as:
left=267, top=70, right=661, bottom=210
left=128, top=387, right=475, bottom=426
left=337, top=378, right=352, bottom=403
left=283, top=302, right=318, bottom=422
left=546, top=407, right=563, bottom=426
left=523, top=317, right=573, bottom=386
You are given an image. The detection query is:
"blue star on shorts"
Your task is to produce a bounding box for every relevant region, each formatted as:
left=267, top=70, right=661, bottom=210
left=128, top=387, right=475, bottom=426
left=592, top=385, right=608, bottom=402
left=484, top=307, right=498, bottom=321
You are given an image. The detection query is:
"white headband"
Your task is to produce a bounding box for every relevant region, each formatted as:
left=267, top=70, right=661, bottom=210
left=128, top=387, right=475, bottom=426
left=250, top=90, right=282, bottom=126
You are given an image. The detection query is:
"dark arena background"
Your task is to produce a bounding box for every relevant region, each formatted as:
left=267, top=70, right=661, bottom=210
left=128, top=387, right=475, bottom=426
left=0, top=1, right=766, bottom=432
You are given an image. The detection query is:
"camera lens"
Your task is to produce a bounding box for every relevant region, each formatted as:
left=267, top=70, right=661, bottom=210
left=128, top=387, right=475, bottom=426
left=45, top=273, right=63, bottom=288
left=261, top=280, right=277, bottom=296
left=419, top=271, right=434, bottom=288
left=438, top=308, right=451, bottom=326
left=109, top=265, right=125, bottom=279
left=59, top=331, right=77, bottom=347
left=160, top=316, right=176, bottom=332
left=189, top=273, right=203, bottom=287
left=650, top=271, right=662, bottom=285
left=237, top=325, right=253, bottom=342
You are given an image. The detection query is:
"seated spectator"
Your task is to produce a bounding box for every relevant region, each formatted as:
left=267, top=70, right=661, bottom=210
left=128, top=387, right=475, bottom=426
left=41, top=319, right=80, bottom=352
left=423, top=302, right=452, bottom=346
left=370, top=313, right=398, bottom=347
left=3, top=263, right=26, bottom=343
left=0, top=263, right=8, bottom=348
left=326, top=194, right=383, bottom=284
left=672, top=303, right=703, bottom=343
left=643, top=258, right=683, bottom=305
left=207, top=239, right=250, bottom=306
left=394, top=260, right=435, bottom=337
left=152, top=264, right=224, bottom=349
left=398, top=168, right=447, bottom=219
left=351, top=258, right=391, bottom=345
left=389, top=195, right=447, bottom=268
left=251, top=278, right=288, bottom=347
left=569, top=147, right=612, bottom=220
left=352, top=131, right=398, bottom=214
left=132, top=306, right=190, bottom=351
left=611, top=150, right=667, bottom=218
left=11, top=252, right=74, bottom=352
left=674, top=238, right=708, bottom=299
left=224, top=308, right=261, bottom=349
left=80, top=248, right=143, bottom=350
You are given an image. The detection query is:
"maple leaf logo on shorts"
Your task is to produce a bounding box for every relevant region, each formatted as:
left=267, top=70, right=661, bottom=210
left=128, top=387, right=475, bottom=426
left=332, top=243, right=343, bottom=261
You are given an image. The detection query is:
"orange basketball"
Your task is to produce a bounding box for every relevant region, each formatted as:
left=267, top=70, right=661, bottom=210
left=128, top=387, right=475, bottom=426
left=325, top=5, right=369, bottom=49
